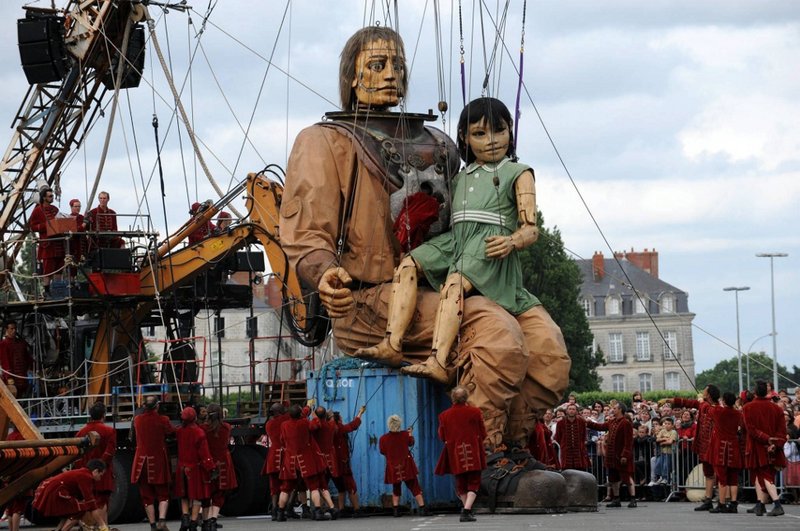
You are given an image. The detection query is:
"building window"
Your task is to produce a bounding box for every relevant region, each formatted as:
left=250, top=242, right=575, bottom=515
left=608, top=332, right=624, bottom=362
left=663, top=330, right=678, bottom=360
left=612, top=374, right=626, bottom=392
left=607, top=297, right=621, bottom=315
left=214, top=317, right=225, bottom=338
left=634, top=296, right=646, bottom=314
left=582, top=298, right=592, bottom=317
left=639, top=373, right=653, bottom=392
left=660, top=294, right=674, bottom=314
left=635, top=332, right=651, bottom=361
left=665, top=371, right=680, bottom=391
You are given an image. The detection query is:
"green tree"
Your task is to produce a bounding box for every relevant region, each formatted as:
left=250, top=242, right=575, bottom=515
left=519, top=212, right=602, bottom=392
left=695, top=352, right=796, bottom=392
left=14, top=234, right=38, bottom=299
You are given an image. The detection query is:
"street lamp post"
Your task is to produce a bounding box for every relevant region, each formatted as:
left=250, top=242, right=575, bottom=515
left=745, top=333, right=772, bottom=390
left=756, top=252, right=788, bottom=391
left=723, top=286, right=750, bottom=393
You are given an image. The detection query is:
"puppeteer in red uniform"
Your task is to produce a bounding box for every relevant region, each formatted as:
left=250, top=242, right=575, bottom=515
left=0, top=321, right=33, bottom=397
left=554, top=405, right=590, bottom=470
left=75, top=403, right=117, bottom=507
left=131, top=396, right=176, bottom=528
left=742, top=381, right=787, bottom=516
left=379, top=414, right=428, bottom=516
left=331, top=410, right=362, bottom=493
left=589, top=402, right=636, bottom=508
left=263, top=402, right=289, bottom=518
left=706, top=392, right=744, bottom=512
left=188, top=202, right=216, bottom=245
left=33, top=464, right=104, bottom=522
left=435, top=387, right=487, bottom=522
left=28, top=188, right=64, bottom=284
left=175, top=407, right=216, bottom=501
left=84, top=191, right=123, bottom=251
left=310, top=407, right=339, bottom=477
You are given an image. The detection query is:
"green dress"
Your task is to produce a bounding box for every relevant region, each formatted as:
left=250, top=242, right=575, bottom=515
left=410, top=157, right=540, bottom=315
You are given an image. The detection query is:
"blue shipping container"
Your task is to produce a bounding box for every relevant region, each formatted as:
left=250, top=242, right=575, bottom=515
left=307, top=366, right=460, bottom=508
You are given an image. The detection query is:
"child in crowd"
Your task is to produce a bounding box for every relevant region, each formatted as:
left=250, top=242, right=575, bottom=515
left=653, top=417, right=678, bottom=485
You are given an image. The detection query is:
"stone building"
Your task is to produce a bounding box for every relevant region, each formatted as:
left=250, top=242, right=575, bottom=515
left=576, top=249, right=696, bottom=392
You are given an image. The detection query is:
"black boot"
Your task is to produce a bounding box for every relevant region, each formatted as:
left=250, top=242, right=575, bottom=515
left=270, top=507, right=278, bottom=521
left=709, top=501, right=725, bottom=513
left=312, top=508, right=331, bottom=521
left=766, top=501, right=784, bottom=517
left=694, top=498, right=713, bottom=511
left=459, top=508, right=476, bottom=523
left=328, top=508, right=340, bottom=521
left=189, top=519, right=200, bottom=531
left=179, top=514, right=191, bottom=531
left=276, top=509, right=287, bottom=522
left=754, top=502, right=766, bottom=516
left=724, top=501, right=738, bottom=514
left=747, top=502, right=764, bottom=514
left=627, top=500, right=637, bottom=508
left=606, top=498, right=621, bottom=508
left=300, top=504, right=312, bottom=520
left=150, top=524, right=158, bottom=531
left=392, top=506, right=401, bottom=518
left=419, top=505, right=431, bottom=516
left=207, top=517, right=218, bottom=531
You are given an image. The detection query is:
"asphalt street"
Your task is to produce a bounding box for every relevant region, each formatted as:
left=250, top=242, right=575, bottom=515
left=7, top=502, right=800, bottom=531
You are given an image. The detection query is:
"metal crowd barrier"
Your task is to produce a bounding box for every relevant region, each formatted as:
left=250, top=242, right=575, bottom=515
left=579, top=435, right=800, bottom=501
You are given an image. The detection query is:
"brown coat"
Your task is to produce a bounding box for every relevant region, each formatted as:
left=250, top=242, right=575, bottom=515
left=131, top=409, right=175, bottom=485
left=554, top=416, right=590, bottom=470
left=379, top=431, right=419, bottom=483
left=742, top=397, right=787, bottom=469
left=589, top=417, right=634, bottom=473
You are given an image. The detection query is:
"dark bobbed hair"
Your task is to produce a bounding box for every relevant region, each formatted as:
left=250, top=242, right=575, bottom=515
left=86, top=459, right=106, bottom=472
left=722, top=392, right=736, bottom=407
left=89, top=402, right=106, bottom=421
left=207, top=403, right=223, bottom=434
left=288, top=404, right=303, bottom=419
left=456, top=97, right=516, bottom=164
left=706, top=384, right=721, bottom=402
left=755, top=380, right=768, bottom=398
left=339, top=26, right=408, bottom=110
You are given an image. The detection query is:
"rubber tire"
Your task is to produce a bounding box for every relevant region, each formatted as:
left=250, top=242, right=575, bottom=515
left=221, top=445, right=258, bottom=516
left=107, top=449, right=145, bottom=523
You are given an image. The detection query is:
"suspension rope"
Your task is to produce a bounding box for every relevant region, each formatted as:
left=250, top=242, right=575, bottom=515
left=141, top=5, right=242, bottom=218
left=513, top=0, right=526, bottom=148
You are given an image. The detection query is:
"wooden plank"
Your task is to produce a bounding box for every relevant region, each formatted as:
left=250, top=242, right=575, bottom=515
left=0, top=378, right=42, bottom=440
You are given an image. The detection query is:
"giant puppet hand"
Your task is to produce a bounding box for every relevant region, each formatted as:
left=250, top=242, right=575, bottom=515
left=318, top=267, right=355, bottom=318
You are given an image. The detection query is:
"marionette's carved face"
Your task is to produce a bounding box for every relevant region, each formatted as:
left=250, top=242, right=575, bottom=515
left=351, top=38, right=404, bottom=109
left=464, top=117, right=511, bottom=165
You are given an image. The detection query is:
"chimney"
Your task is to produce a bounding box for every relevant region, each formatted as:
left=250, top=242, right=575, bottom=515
left=624, top=247, right=659, bottom=278
left=592, top=251, right=604, bottom=281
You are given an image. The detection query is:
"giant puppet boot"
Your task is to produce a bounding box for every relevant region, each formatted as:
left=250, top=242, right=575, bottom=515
left=401, top=273, right=470, bottom=384
left=353, top=257, right=417, bottom=367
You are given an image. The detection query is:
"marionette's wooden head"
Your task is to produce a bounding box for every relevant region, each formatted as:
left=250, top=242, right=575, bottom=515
left=339, top=26, right=408, bottom=111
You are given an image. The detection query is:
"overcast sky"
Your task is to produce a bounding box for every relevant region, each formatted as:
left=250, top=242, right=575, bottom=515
left=1, top=1, right=797, bottom=381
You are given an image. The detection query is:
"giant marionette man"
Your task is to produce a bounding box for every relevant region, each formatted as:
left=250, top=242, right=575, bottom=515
left=279, top=25, right=570, bottom=451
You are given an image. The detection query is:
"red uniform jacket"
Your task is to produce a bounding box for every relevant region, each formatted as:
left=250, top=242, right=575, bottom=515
left=672, top=398, right=714, bottom=462
left=0, top=337, right=33, bottom=395
left=554, top=416, right=590, bottom=470
left=742, top=397, right=787, bottom=469
left=707, top=406, right=744, bottom=468
left=203, top=422, right=237, bottom=491
left=677, top=421, right=697, bottom=451
left=29, top=204, right=64, bottom=260
left=188, top=222, right=216, bottom=245
left=379, top=431, right=419, bottom=483
left=279, top=417, right=325, bottom=479
left=262, top=413, right=289, bottom=475
left=332, top=416, right=361, bottom=477
left=33, top=468, right=98, bottom=517
left=84, top=206, right=123, bottom=249
left=175, top=422, right=215, bottom=499
left=528, top=422, right=558, bottom=468
left=75, top=420, right=117, bottom=493
left=310, top=416, right=339, bottom=475
left=435, top=403, right=487, bottom=475
left=131, top=409, right=176, bottom=484
left=589, top=417, right=634, bottom=473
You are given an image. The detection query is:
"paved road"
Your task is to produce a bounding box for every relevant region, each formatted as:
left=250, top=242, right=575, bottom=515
left=8, top=502, right=800, bottom=531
